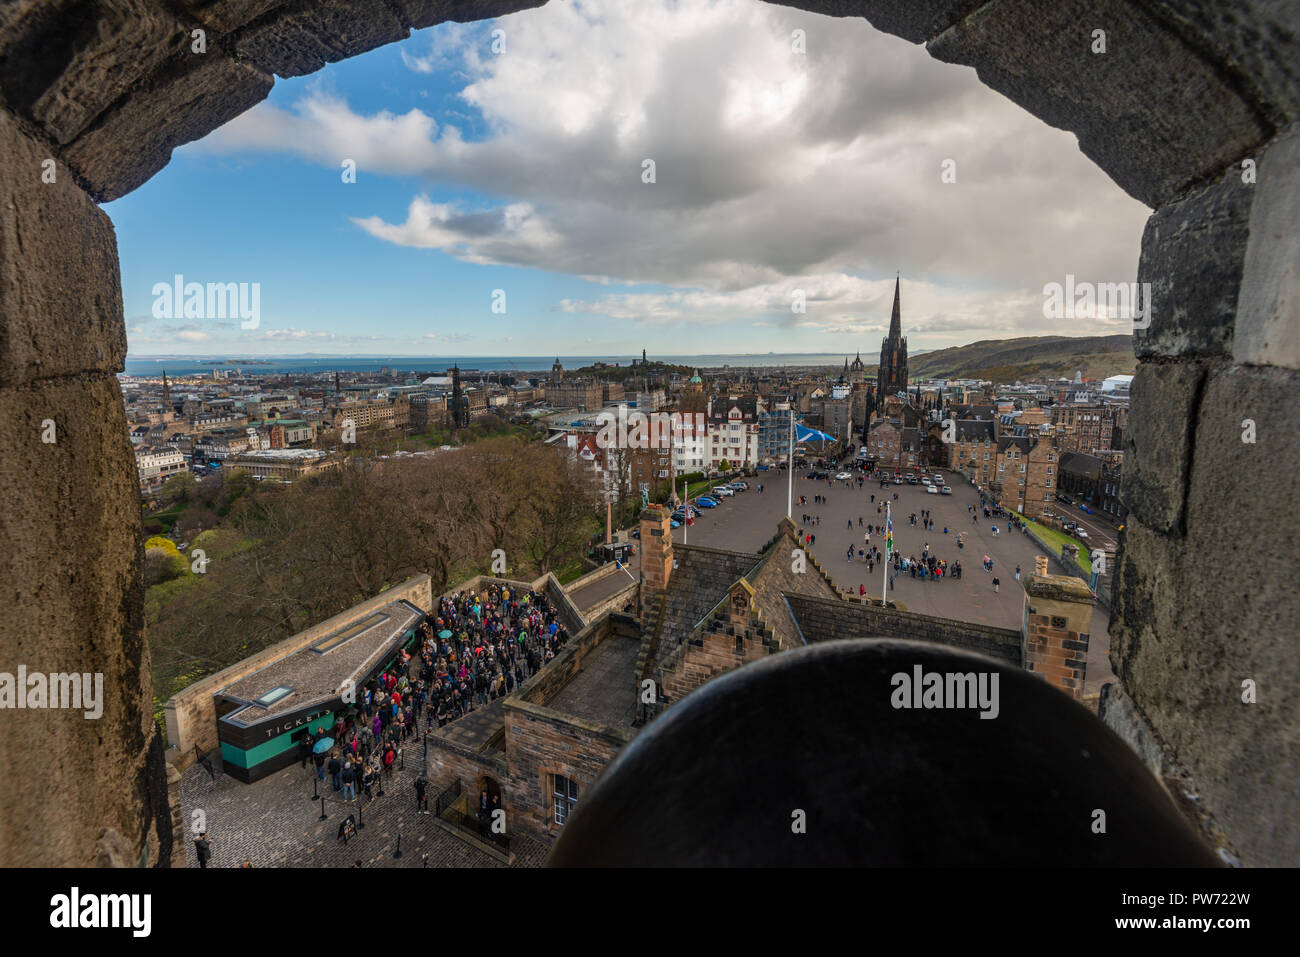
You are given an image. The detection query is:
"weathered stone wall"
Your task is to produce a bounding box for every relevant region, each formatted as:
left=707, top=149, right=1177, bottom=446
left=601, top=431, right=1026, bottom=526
left=660, top=626, right=777, bottom=702
left=791, top=593, right=1024, bottom=665
left=502, top=699, right=631, bottom=844
left=0, top=106, right=168, bottom=867
left=576, top=580, right=637, bottom=624
left=425, top=739, right=507, bottom=803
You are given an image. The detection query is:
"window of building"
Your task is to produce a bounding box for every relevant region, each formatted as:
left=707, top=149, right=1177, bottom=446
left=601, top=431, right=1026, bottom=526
left=553, top=774, right=578, bottom=825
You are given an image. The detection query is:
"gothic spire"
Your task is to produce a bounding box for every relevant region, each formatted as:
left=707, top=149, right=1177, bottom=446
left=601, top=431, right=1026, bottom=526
left=889, top=275, right=902, bottom=339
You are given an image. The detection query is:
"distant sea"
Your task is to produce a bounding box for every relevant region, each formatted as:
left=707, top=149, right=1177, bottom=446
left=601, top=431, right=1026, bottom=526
left=123, top=354, right=863, bottom=377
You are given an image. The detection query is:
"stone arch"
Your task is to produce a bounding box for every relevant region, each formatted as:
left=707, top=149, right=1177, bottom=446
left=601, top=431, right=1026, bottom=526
left=0, top=0, right=1295, bottom=866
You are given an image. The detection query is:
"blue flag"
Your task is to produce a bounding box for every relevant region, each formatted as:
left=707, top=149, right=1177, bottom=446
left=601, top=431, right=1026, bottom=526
left=795, top=423, right=836, bottom=443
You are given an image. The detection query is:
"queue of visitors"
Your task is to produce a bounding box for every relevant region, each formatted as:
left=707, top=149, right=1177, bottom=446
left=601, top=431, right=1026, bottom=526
left=302, top=583, right=570, bottom=809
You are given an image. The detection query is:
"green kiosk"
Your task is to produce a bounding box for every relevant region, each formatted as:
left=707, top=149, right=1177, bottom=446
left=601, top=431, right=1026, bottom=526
left=214, top=599, right=424, bottom=783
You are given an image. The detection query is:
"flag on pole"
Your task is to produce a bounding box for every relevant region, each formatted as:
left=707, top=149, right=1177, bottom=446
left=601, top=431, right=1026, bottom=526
left=886, top=510, right=893, bottom=556
left=795, top=423, right=836, bottom=443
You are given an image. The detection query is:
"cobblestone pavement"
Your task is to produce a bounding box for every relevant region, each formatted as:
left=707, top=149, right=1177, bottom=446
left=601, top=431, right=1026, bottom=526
left=673, top=473, right=1113, bottom=695
left=180, top=732, right=549, bottom=869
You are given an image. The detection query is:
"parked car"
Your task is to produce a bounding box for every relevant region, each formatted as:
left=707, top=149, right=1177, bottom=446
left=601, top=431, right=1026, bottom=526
left=933, top=474, right=944, bottom=484
left=756, top=464, right=770, bottom=471
left=921, top=476, right=932, bottom=486
left=695, top=497, right=719, bottom=508
left=907, top=475, right=918, bottom=485
left=728, top=481, right=748, bottom=490
left=1057, top=493, right=1073, bottom=505
left=925, top=484, right=939, bottom=494
left=1076, top=529, right=1089, bottom=539
left=670, top=519, right=681, bottom=529
left=941, top=486, right=953, bottom=495
left=835, top=472, right=852, bottom=480
left=893, top=475, right=904, bottom=485
left=711, top=486, right=735, bottom=497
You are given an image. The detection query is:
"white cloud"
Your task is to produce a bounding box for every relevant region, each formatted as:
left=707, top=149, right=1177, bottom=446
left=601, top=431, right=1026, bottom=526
left=194, top=0, right=1149, bottom=345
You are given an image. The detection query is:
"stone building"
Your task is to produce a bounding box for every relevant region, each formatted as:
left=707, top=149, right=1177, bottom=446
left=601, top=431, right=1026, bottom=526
left=948, top=419, right=998, bottom=487
left=992, top=435, right=1058, bottom=519
left=1058, top=451, right=1128, bottom=523
left=547, top=378, right=603, bottom=411
left=865, top=417, right=924, bottom=470
left=225, top=448, right=341, bottom=480
left=134, top=445, right=187, bottom=491
left=1052, top=403, right=1127, bottom=455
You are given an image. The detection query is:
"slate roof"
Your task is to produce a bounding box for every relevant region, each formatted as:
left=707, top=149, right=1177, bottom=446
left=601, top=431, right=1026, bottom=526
left=997, top=435, right=1033, bottom=454
left=954, top=419, right=996, bottom=442
left=784, top=594, right=1022, bottom=666
left=639, top=544, right=759, bottom=678
left=1059, top=450, right=1102, bottom=480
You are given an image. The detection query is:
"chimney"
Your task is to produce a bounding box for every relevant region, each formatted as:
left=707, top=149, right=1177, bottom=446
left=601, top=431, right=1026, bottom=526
left=1021, top=573, right=1095, bottom=700
left=639, top=504, right=674, bottom=599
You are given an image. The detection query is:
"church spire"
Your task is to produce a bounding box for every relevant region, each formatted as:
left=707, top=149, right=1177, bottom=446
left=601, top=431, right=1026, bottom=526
left=888, top=275, right=902, bottom=339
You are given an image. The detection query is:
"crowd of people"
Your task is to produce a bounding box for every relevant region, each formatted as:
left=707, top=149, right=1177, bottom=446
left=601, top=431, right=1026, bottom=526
left=302, top=583, right=571, bottom=809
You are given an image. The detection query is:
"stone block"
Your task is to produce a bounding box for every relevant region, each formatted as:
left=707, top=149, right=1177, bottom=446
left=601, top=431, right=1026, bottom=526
left=1235, top=123, right=1300, bottom=369
left=0, top=109, right=124, bottom=386
left=1138, top=0, right=1300, bottom=126
left=175, top=0, right=288, bottom=33
left=392, top=0, right=548, bottom=32
left=0, top=0, right=190, bottom=145
left=1135, top=166, right=1252, bottom=359
left=234, top=0, right=409, bottom=78
left=1111, top=362, right=1300, bottom=865
left=1120, top=360, right=1205, bottom=534
left=927, top=0, right=1270, bottom=208
left=63, top=54, right=272, bottom=201
left=0, top=373, right=164, bottom=865
left=761, top=0, right=982, bottom=44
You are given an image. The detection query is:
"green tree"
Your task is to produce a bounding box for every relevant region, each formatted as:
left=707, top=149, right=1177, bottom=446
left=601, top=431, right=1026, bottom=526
left=160, top=471, right=197, bottom=503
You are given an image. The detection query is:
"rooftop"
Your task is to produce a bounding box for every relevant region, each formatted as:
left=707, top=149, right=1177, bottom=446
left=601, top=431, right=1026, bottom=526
left=543, top=633, right=641, bottom=728
left=218, top=599, right=422, bottom=724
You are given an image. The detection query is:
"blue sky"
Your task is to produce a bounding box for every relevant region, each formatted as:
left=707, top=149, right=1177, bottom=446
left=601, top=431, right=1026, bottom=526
left=109, top=0, right=1149, bottom=357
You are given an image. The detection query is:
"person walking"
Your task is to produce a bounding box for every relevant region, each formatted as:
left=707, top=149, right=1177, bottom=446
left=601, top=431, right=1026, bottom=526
left=194, top=832, right=212, bottom=869
left=414, top=776, right=429, bottom=814
left=993, top=576, right=1000, bottom=593
left=328, top=752, right=342, bottom=791
left=1015, top=564, right=1022, bottom=582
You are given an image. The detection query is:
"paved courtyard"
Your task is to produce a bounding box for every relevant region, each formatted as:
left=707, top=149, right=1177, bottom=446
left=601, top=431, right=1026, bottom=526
left=180, top=732, right=548, bottom=869
left=674, top=469, right=1113, bottom=695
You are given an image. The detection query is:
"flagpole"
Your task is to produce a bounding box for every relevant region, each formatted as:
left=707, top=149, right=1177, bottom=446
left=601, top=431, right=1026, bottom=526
left=883, top=500, right=891, bottom=606
left=786, top=404, right=793, bottom=519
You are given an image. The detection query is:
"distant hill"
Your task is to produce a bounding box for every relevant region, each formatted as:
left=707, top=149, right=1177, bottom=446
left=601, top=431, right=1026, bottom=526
left=861, top=335, right=1134, bottom=383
